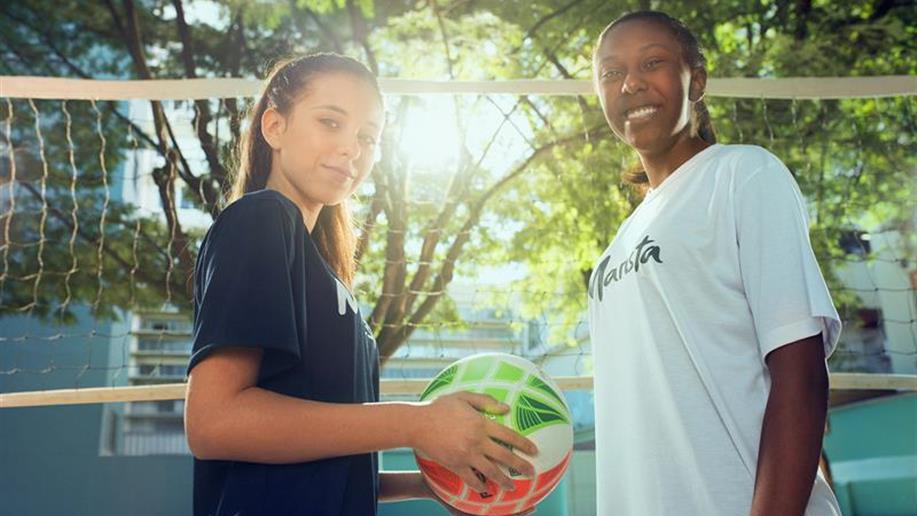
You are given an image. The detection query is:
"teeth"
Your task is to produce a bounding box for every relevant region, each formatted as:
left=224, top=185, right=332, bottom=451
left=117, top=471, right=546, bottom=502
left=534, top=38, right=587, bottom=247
left=626, top=106, right=658, bottom=120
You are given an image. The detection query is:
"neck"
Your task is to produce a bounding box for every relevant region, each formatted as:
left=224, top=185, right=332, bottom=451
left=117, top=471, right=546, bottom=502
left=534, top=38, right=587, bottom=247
left=638, top=132, right=711, bottom=189
left=265, top=170, right=323, bottom=232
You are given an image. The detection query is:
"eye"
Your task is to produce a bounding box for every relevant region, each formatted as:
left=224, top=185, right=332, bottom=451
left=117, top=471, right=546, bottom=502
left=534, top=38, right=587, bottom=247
left=600, top=68, right=624, bottom=80
left=644, top=58, right=664, bottom=70
left=358, top=133, right=377, bottom=146
left=320, top=118, right=340, bottom=129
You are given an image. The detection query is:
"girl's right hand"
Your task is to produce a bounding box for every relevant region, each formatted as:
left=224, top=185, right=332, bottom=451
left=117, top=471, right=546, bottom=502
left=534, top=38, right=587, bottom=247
left=410, top=391, right=539, bottom=493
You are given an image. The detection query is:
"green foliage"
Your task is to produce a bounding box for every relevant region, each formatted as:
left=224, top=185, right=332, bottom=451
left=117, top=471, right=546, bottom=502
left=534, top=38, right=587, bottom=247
left=0, top=99, right=191, bottom=322
left=1, top=1, right=913, bottom=363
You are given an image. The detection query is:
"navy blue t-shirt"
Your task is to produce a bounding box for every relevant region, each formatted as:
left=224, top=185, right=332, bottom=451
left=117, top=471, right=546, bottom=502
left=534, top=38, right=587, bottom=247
left=188, top=189, right=380, bottom=516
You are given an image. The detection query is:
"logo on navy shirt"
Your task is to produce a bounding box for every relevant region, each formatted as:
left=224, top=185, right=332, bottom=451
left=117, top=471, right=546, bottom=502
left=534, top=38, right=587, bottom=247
left=588, top=235, right=663, bottom=302
left=335, top=278, right=359, bottom=316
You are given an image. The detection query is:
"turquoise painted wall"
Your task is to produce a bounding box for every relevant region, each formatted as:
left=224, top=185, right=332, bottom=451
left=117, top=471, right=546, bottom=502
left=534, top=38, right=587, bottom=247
left=0, top=310, right=194, bottom=515
left=824, top=393, right=917, bottom=516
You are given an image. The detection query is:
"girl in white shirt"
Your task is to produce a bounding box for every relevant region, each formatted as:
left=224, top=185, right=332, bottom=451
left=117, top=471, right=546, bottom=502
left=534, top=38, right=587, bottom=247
left=588, top=10, right=842, bottom=516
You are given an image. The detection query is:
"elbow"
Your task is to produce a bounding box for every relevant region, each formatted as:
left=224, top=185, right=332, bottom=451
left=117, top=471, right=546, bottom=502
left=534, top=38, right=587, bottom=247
left=185, top=402, right=223, bottom=460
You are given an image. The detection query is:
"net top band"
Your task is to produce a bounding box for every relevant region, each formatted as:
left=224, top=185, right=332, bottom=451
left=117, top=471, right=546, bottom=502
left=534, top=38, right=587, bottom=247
left=1, top=75, right=915, bottom=101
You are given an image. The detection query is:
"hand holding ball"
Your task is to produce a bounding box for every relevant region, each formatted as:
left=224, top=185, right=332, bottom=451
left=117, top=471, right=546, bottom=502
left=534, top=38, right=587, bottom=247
left=415, top=353, right=574, bottom=515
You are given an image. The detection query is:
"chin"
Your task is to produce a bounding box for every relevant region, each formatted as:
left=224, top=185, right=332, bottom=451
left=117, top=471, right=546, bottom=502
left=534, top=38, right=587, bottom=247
left=301, top=182, right=348, bottom=205
left=625, top=134, right=655, bottom=152
left=322, top=199, right=346, bottom=208
left=626, top=128, right=670, bottom=153
left=317, top=191, right=351, bottom=207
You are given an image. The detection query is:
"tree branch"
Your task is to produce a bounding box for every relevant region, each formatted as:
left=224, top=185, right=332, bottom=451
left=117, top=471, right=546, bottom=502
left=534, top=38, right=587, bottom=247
left=520, top=0, right=586, bottom=45
left=223, top=10, right=246, bottom=148
left=510, top=0, right=587, bottom=54
left=171, top=0, right=223, bottom=215
left=368, top=99, right=412, bottom=331
left=377, top=124, right=608, bottom=360
left=539, top=42, right=596, bottom=140
left=355, top=167, right=386, bottom=264
left=346, top=0, right=378, bottom=74
left=291, top=1, right=345, bottom=53
left=0, top=14, right=162, bottom=153
left=17, top=181, right=183, bottom=297
left=369, top=159, right=408, bottom=332
left=400, top=98, right=528, bottom=319
left=118, top=0, right=195, bottom=280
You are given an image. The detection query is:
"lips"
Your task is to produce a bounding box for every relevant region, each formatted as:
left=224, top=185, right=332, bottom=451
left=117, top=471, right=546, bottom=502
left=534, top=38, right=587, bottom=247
left=323, top=164, right=354, bottom=180
left=622, top=104, right=660, bottom=121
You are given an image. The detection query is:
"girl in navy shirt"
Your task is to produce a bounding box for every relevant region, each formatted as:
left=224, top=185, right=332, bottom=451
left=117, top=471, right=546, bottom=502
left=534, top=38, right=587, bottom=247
left=185, top=53, right=537, bottom=516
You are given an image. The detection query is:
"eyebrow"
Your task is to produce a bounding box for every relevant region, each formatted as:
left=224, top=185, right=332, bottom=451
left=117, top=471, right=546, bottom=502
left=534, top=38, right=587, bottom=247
left=311, top=104, right=381, bottom=131
left=638, top=42, right=675, bottom=53
left=598, top=42, right=676, bottom=62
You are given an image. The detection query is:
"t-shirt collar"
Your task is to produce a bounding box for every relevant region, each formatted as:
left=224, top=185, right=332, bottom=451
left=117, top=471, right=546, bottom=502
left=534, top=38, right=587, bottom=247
left=644, top=143, right=723, bottom=200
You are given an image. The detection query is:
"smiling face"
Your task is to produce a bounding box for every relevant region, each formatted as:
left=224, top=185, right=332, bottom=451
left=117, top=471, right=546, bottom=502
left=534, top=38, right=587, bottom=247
left=262, top=71, right=384, bottom=208
left=593, top=19, right=706, bottom=155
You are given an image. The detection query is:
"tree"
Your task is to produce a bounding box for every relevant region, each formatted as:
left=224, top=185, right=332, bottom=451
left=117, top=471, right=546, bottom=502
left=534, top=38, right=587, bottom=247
left=1, top=0, right=914, bottom=365
left=474, top=0, right=916, bottom=349
left=0, top=0, right=608, bottom=361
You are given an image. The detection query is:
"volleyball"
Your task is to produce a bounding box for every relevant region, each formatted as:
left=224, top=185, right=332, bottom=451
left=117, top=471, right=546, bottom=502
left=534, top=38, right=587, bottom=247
left=416, top=353, right=574, bottom=515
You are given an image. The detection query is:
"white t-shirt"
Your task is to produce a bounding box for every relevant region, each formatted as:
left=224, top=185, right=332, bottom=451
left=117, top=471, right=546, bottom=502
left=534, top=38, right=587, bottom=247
left=587, top=144, right=842, bottom=516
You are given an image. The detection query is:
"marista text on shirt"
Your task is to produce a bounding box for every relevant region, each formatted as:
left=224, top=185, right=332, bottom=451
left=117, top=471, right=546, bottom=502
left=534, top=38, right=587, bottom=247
left=589, top=234, right=663, bottom=301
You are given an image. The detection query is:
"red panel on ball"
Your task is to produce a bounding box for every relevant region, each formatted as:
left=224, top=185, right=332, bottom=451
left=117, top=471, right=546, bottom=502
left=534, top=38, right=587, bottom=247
left=534, top=451, right=572, bottom=492
left=418, top=457, right=464, bottom=496
left=492, top=501, right=525, bottom=514
left=499, top=477, right=533, bottom=502
left=466, top=478, right=501, bottom=503
left=452, top=499, right=484, bottom=514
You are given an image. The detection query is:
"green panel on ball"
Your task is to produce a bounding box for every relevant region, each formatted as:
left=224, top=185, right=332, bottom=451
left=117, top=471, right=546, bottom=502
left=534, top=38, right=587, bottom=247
left=526, top=374, right=566, bottom=407
left=484, top=387, right=509, bottom=404
left=494, top=361, right=525, bottom=383
left=514, top=393, right=570, bottom=435
left=420, top=364, right=457, bottom=400
left=459, top=356, right=493, bottom=384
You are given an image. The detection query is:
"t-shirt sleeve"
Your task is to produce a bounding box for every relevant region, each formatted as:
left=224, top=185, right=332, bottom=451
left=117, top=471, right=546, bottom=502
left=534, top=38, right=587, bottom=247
left=188, top=198, right=302, bottom=375
left=735, top=153, right=841, bottom=361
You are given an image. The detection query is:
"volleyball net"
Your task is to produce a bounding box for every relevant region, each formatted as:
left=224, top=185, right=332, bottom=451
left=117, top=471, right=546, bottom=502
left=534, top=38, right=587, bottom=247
left=1, top=75, right=915, bottom=416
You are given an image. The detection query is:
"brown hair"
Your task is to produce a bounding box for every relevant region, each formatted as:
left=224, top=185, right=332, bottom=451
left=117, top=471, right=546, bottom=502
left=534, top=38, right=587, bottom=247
left=229, top=53, right=381, bottom=286
left=595, top=11, right=716, bottom=185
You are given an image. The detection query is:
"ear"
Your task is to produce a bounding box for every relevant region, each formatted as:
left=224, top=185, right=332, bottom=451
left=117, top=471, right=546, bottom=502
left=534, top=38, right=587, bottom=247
left=260, top=107, right=287, bottom=150
left=688, top=67, right=707, bottom=103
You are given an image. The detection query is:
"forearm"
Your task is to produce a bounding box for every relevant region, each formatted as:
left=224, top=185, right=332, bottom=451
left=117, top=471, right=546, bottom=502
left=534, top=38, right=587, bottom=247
left=379, top=471, right=430, bottom=503
left=751, top=366, right=829, bottom=516
left=190, top=385, right=419, bottom=464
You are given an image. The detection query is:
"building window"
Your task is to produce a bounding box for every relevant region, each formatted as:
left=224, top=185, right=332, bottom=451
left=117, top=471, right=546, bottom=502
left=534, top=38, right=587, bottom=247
left=110, top=311, right=192, bottom=456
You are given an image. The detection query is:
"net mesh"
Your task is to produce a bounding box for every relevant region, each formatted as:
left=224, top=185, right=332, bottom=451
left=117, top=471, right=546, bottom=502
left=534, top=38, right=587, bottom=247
left=1, top=82, right=915, bottom=411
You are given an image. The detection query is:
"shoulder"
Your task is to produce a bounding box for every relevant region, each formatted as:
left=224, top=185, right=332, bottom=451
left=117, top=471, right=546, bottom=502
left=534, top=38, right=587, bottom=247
left=218, top=189, right=300, bottom=227
left=204, top=190, right=303, bottom=251
left=714, top=144, right=787, bottom=173
left=711, top=144, right=795, bottom=191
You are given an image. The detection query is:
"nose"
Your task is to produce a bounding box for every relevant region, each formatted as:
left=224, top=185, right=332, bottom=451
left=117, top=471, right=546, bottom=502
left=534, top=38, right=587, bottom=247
left=337, top=133, right=362, bottom=161
left=621, top=72, right=646, bottom=95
